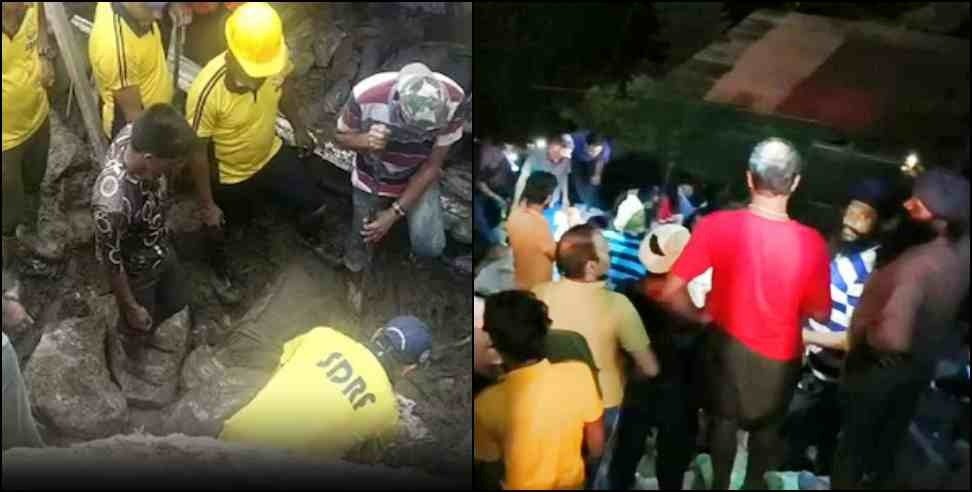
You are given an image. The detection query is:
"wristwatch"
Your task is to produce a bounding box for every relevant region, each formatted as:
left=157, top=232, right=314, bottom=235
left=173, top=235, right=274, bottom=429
left=392, top=201, right=407, bottom=218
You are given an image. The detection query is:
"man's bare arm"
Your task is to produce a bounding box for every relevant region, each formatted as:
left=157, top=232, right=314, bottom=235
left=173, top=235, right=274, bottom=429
left=114, top=86, right=145, bottom=126
left=803, top=329, right=849, bottom=352
left=629, top=349, right=660, bottom=379
left=655, top=274, right=710, bottom=325
left=584, top=416, right=605, bottom=461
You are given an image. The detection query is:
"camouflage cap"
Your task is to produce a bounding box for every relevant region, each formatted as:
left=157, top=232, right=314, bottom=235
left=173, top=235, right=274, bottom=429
left=396, top=63, right=451, bottom=132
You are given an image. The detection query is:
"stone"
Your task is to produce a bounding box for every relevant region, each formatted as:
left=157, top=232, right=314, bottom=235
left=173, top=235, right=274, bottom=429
left=43, top=112, right=91, bottom=188
left=161, top=365, right=270, bottom=437
left=107, top=307, right=192, bottom=409
left=180, top=344, right=228, bottom=392
left=24, top=316, right=128, bottom=441
left=441, top=164, right=472, bottom=202
left=441, top=193, right=471, bottom=245
left=166, top=199, right=203, bottom=235
left=313, top=26, right=348, bottom=69
left=321, top=79, right=353, bottom=116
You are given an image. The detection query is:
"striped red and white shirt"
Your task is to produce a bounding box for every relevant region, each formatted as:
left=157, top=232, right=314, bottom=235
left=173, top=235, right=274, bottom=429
left=337, top=71, right=466, bottom=197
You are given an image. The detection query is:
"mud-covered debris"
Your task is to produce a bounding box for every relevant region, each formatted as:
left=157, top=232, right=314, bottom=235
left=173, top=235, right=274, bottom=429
left=25, top=315, right=128, bottom=441
left=108, top=308, right=192, bottom=409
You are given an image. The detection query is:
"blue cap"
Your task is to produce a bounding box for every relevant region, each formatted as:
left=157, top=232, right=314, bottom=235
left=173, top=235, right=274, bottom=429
left=373, top=316, right=433, bottom=366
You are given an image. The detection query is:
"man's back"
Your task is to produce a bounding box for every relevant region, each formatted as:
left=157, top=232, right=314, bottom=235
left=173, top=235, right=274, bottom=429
left=474, top=360, right=602, bottom=490
left=220, top=327, right=399, bottom=459
left=533, top=279, right=649, bottom=408
left=851, top=234, right=970, bottom=363
left=507, top=206, right=555, bottom=290
left=672, top=210, right=831, bottom=361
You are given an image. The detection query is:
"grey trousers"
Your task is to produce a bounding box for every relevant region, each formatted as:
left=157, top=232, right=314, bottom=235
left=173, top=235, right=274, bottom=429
left=344, top=183, right=446, bottom=273
left=2, top=334, right=44, bottom=450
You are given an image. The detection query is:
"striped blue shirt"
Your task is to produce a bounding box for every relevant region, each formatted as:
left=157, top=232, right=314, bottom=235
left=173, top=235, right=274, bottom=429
left=807, top=245, right=879, bottom=340
left=602, top=229, right=646, bottom=291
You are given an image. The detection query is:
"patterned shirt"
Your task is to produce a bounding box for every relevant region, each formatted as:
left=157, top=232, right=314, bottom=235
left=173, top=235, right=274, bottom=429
left=807, top=245, right=879, bottom=336
left=805, top=244, right=879, bottom=380
left=337, top=71, right=466, bottom=198
left=92, top=124, right=169, bottom=277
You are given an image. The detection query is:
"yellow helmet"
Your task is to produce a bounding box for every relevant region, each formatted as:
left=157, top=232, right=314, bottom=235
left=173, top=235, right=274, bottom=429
left=224, top=2, right=288, bottom=78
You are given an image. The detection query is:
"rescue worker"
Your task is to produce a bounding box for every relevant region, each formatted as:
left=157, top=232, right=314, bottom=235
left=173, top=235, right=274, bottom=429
left=219, top=316, right=433, bottom=461
left=89, top=2, right=191, bottom=140
left=2, top=2, right=56, bottom=262
left=325, top=62, right=467, bottom=314
left=186, top=2, right=325, bottom=305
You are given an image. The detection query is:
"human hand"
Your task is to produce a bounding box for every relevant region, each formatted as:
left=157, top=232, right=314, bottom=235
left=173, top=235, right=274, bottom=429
left=295, top=128, right=315, bottom=159
left=2, top=297, right=34, bottom=328
left=366, top=124, right=391, bottom=152
left=361, top=208, right=399, bottom=245
left=124, top=304, right=153, bottom=334
left=39, top=58, right=55, bottom=88
left=199, top=203, right=224, bottom=228
left=590, top=174, right=602, bottom=186
left=169, top=4, right=193, bottom=27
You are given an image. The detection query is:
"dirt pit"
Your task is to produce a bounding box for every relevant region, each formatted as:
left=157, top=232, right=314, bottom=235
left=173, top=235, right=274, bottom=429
left=12, top=183, right=472, bottom=484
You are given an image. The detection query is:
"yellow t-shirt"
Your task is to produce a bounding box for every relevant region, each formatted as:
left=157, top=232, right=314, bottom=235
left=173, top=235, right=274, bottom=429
left=532, top=279, right=650, bottom=408
left=2, top=3, right=50, bottom=151
left=474, top=360, right=602, bottom=490
left=185, top=52, right=288, bottom=185
left=220, top=327, right=399, bottom=459
left=89, top=2, right=173, bottom=137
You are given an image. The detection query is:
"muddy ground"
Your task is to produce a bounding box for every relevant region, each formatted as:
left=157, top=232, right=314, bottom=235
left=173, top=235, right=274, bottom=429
left=13, top=161, right=472, bottom=482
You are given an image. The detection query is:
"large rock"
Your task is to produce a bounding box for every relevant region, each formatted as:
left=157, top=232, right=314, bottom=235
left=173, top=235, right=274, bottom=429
left=24, top=316, right=128, bottom=441
left=441, top=164, right=472, bottom=202
left=43, top=112, right=91, bottom=188
left=162, top=345, right=270, bottom=437
left=166, top=199, right=203, bottom=235
left=313, top=25, right=348, bottom=69
left=107, top=307, right=192, bottom=409
left=441, top=163, right=472, bottom=245
left=441, top=194, right=472, bottom=245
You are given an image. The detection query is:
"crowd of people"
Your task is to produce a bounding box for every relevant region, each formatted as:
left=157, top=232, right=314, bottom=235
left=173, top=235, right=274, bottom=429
left=3, top=2, right=466, bottom=460
left=474, top=130, right=970, bottom=490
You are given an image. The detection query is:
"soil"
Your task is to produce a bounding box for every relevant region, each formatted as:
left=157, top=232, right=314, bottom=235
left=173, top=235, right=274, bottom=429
left=15, top=178, right=472, bottom=482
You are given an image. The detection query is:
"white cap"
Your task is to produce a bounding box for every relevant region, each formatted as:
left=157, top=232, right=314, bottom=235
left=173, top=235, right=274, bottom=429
left=639, top=224, right=691, bottom=274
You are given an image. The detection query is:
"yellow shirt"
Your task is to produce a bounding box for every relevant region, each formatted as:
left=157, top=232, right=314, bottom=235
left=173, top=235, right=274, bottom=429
left=219, top=327, right=399, bottom=459
left=89, top=2, right=173, bottom=137
left=532, top=279, right=650, bottom=408
left=2, top=3, right=50, bottom=151
left=186, top=52, right=288, bottom=185
left=475, top=360, right=602, bottom=490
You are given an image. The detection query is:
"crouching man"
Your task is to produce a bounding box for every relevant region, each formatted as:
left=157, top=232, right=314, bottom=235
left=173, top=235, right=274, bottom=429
left=326, top=63, right=467, bottom=314
left=92, top=104, right=192, bottom=361
left=219, top=316, right=434, bottom=461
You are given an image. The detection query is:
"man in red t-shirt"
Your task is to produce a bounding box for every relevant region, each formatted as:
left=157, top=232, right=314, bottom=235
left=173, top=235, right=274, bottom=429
left=657, top=138, right=831, bottom=490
